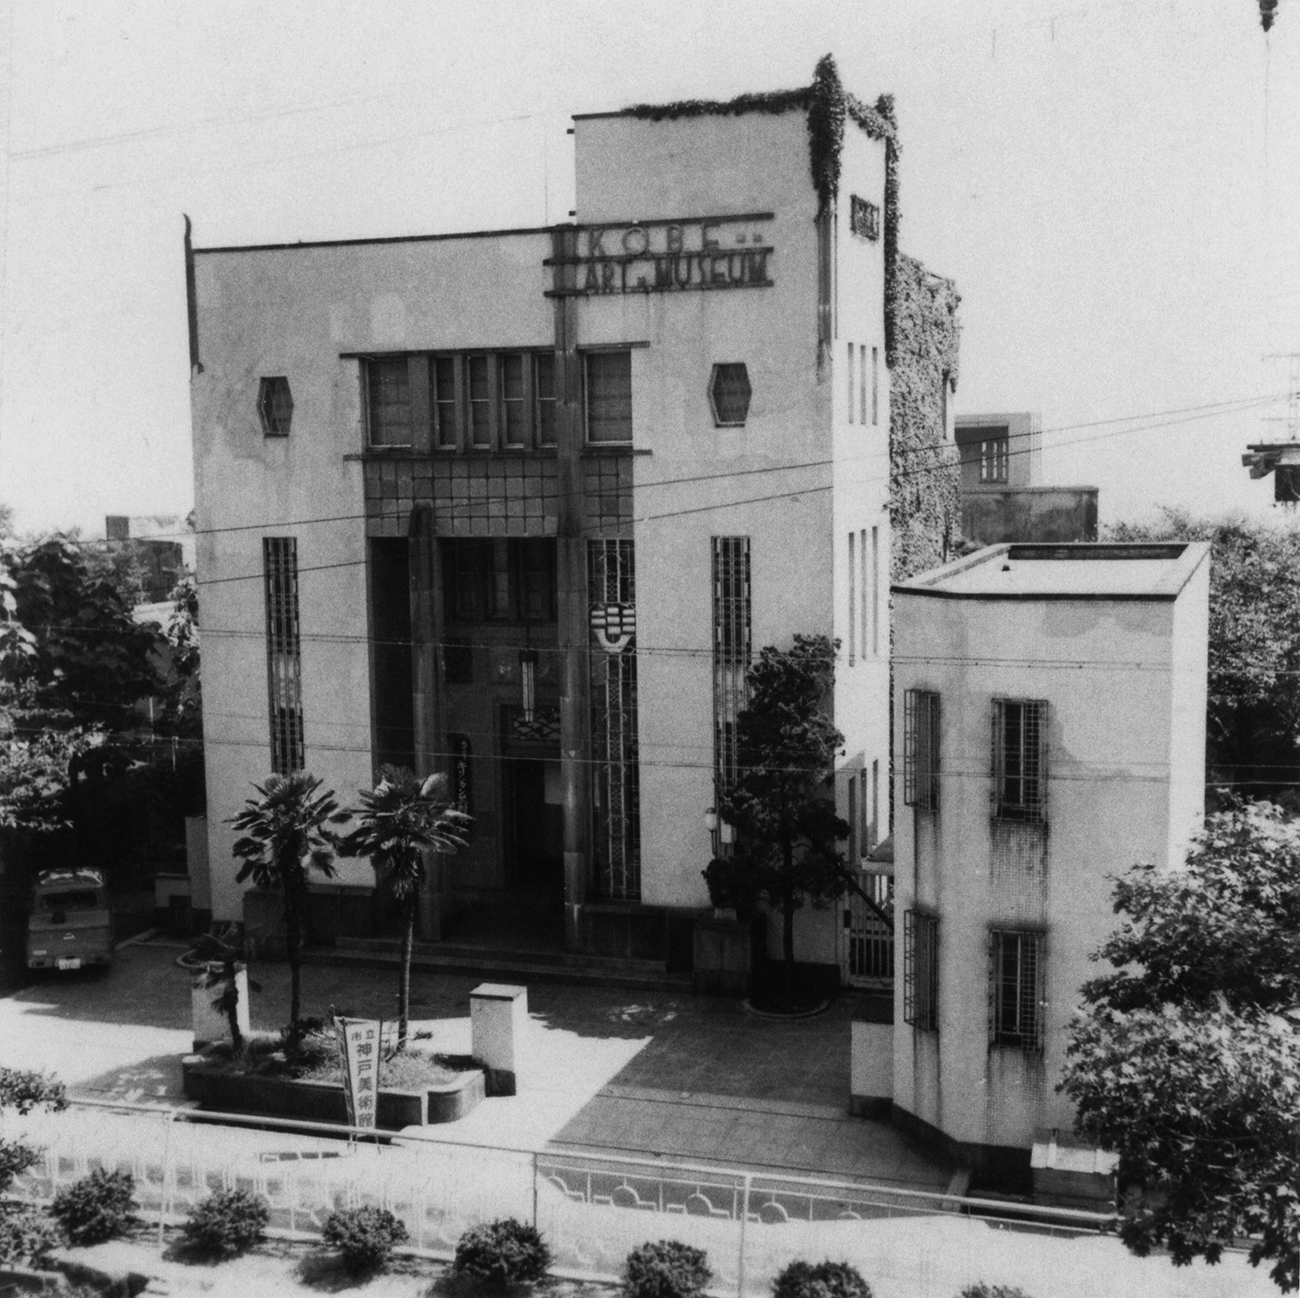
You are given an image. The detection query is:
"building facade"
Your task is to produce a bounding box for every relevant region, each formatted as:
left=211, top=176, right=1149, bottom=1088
left=188, top=59, right=950, bottom=980
left=887, top=541, right=1209, bottom=1172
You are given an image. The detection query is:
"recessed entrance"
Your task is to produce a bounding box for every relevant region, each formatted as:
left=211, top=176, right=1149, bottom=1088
left=505, top=755, right=564, bottom=906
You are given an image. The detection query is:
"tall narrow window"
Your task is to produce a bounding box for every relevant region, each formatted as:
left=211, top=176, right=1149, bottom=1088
left=903, top=689, right=941, bottom=811
left=501, top=353, right=528, bottom=448
left=871, top=347, right=879, bottom=426
left=903, top=910, right=939, bottom=1031
left=858, top=769, right=868, bottom=856
left=432, top=356, right=458, bottom=450
left=992, top=698, right=1048, bottom=822
left=264, top=537, right=304, bottom=774
left=847, top=531, right=856, bottom=665
left=846, top=342, right=855, bottom=424
left=367, top=358, right=412, bottom=447
left=468, top=355, right=492, bottom=448
left=712, top=537, right=752, bottom=797
left=990, top=929, right=1045, bottom=1051
left=859, top=344, right=867, bottom=425
left=847, top=777, right=858, bottom=864
left=535, top=353, right=558, bottom=446
left=870, top=526, right=880, bottom=655
left=860, top=528, right=868, bottom=656
left=586, top=350, right=632, bottom=443
left=870, top=758, right=880, bottom=848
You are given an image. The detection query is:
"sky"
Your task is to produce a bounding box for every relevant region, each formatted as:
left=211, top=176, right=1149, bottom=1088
left=0, top=0, right=1298, bottom=537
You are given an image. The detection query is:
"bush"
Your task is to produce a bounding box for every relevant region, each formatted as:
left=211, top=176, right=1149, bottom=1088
left=322, top=1205, right=409, bottom=1275
left=180, top=1188, right=269, bottom=1258
left=0, top=1067, right=68, bottom=1115
left=623, top=1240, right=712, bottom=1298
left=958, top=1287, right=1033, bottom=1298
left=51, top=1168, right=136, bottom=1245
left=0, top=1203, right=61, bottom=1267
left=772, top=1261, right=872, bottom=1298
left=453, top=1218, right=551, bottom=1289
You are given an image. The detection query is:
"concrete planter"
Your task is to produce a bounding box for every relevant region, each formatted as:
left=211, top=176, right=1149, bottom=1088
left=692, top=914, right=763, bottom=995
left=182, top=1054, right=484, bottom=1128
left=190, top=963, right=250, bottom=1051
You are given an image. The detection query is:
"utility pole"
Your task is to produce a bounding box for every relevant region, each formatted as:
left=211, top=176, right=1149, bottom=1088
left=1241, top=353, right=1300, bottom=504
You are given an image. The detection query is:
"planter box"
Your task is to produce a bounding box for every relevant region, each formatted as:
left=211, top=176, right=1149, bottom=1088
left=692, top=914, right=763, bottom=995
left=182, top=1054, right=484, bottom=1128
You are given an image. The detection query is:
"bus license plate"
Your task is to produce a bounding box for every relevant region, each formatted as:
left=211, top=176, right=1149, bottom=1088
left=57, top=958, right=81, bottom=971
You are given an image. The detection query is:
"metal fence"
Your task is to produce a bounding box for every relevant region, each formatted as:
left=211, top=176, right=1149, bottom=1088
left=3, top=1098, right=1229, bottom=1298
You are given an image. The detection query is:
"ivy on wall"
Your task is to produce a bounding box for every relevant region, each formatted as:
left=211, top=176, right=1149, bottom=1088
left=890, top=254, right=962, bottom=582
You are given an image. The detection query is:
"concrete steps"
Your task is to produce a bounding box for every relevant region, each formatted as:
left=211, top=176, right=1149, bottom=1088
left=314, top=937, right=693, bottom=992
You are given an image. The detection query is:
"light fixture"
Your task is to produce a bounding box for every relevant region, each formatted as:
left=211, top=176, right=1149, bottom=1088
left=520, top=648, right=538, bottom=722
left=720, top=820, right=735, bottom=845
left=703, top=806, right=718, bottom=833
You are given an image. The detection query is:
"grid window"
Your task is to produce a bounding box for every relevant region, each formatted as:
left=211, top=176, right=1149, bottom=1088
left=903, top=689, right=941, bottom=811
left=708, top=363, right=752, bottom=426
left=263, top=537, right=304, bottom=774
left=535, top=353, right=558, bottom=446
left=445, top=538, right=556, bottom=624
left=366, top=359, right=412, bottom=447
left=990, top=929, right=1045, bottom=1051
left=432, top=356, right=458, bottom=450
left=586, top=350, right=633, bottom=443
left=992, top=698, right=1047, bottom=822
left=712, top=537, right=752, bottom=795
left=903, top=910, right=939, bottom=1032
left=258, top=376, right=294, bottom=436
left=980, top=437, right=1009, bottom=483
left=468, top=355, right=492, bottom=448
left=501, top=354, right=528, bottom=448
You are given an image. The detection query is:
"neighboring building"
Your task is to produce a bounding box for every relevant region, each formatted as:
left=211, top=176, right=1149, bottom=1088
left=954, top=413, right=1098, bottom=546
left=188, top=57, right=959, bottom=982
left=885, top=541, right=1209, bottom=1180
left=103, top=513, right=195, bottom=604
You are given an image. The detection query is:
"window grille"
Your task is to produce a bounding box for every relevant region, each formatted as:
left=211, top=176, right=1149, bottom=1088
left=992, top=698, right=1047, bottom=822
left=990, top=928, right=1046, bottom=1051
left=903, top=909, right=939, bottom=1031
left=708, top=363, right=752, bottom=426
left=712, top=537, right=752, bottom=797
left=586, top=351, right=633, bottom=443
left=980, top=437, right=1009, bottom=483
left=366, top=358, right=412, bottom=447
left=903, top=689, right=941, bottom=810
left=588, top=539, right=640, bottom=900
left=257, top=376, right=294, bottom=436
left=263, top=537, right=304, bottom=774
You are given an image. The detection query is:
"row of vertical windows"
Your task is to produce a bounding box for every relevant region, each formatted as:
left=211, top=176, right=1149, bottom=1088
left=846, top=342, right=880, bottom=426
left=366, top=350, right=632, bottom=451
left=903, top=911, right=1046, bottom=1052
left=263, top=537, right=304, bottom=774
left=443, top=538, right=556, bottom=624
left=847, top=763, right=881, bottom=861
left=846, top=527, right=881, bottom=665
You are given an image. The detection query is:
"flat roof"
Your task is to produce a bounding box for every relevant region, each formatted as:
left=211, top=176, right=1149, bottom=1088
left=893, top=542, right=1210, bottom=602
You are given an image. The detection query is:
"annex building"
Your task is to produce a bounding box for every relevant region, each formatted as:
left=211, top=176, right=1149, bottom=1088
left=188, top=57, right=960, bottom=983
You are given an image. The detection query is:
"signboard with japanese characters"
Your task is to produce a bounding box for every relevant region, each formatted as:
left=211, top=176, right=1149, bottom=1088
left=334, top=1017, right=381, bottom=1129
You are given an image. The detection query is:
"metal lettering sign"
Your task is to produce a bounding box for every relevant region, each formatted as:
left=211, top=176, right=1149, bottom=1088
left=450, top=732, right=472, bottom=818
left=589, top=603, right=636, bottom=654
left=334, top=1017, right=381, bottom=1129
left=551, top=216, right=774, bottom=298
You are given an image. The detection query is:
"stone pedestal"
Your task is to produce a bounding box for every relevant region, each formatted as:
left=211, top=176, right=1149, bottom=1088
left=191, top=963, right=250, bottom=1050
left=470, top=983, right=528, bottom=1096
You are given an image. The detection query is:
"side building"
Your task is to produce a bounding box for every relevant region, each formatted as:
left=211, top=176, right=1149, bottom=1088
left=887, top=541, right=1209, bottom=1184
left=188, top=57, right=957, bottom=983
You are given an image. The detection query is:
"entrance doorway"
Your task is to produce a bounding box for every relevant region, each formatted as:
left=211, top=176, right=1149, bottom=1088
left=505, top=756, right=564, bottom=906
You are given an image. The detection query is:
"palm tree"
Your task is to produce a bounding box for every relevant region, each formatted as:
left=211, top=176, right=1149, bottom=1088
left=339, top=767, right=470, bottom=1050
left=229, top=772, right=347, bottom=1045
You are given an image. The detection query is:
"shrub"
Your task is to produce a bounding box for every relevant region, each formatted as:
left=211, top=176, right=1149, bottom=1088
left=453, top=1218, right=551, bottom=1289
left=958, top=1287, right=1033, bottom=1298
left=623, top=1239, right=712, bottom=1298
left=0, top=1203, right=61, bottom=1267
left=0, top=1067, right=68, bottom=1115
left=51, top=1168, right=137, bottom=1245
left=322, top=1205, right=409, bottom=1275
left=180, top=1188, right=269, bottom=1258
left=772, top=1261, right=872, bottom=1298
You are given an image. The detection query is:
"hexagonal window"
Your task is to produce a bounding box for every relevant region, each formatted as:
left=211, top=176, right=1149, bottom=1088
left=708, top=363, right=751, bottom=427
left=258, top=376, right=294, bottom=437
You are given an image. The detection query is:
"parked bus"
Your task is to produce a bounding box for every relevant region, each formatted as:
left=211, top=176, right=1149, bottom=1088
left=26, top=868, right=114, bottom=973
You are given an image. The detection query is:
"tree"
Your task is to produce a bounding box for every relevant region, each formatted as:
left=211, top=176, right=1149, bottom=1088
left=1106, top=510, right=1300, bottom=801
left=339, top=767, right=469, bottom=1050
left=229, top=773, right=348, bottom=1044
left=1059, top=802, right=1300, bottom=1292
left=719, top=634, right=848, bottom=1006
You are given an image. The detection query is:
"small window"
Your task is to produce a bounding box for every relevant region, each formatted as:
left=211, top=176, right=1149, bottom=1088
left=366, top=359, right=411, bottom=447
left=535, top=353, right=558, bottom=446
left=990, top=929, right=1045, bottom=1051
left=904, top=688, right=940, bottom=811
left=709, top=363, right=752, bottom=427
left=903, top=910, right=939, bottom=1032
left=258, top=376, right=294, bottom=436
left=586, top=350, right=633, bottom=443
left=980, top=437, right=1009, bottom=483
left=992, top=698, right=1047, bottom=822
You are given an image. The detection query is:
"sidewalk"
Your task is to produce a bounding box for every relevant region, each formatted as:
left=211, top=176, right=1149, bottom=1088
left=0, top=939, right=952, bottom=1192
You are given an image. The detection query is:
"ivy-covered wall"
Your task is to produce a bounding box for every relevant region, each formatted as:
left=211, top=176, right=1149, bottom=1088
left=889, top=254, right=962, bottom=582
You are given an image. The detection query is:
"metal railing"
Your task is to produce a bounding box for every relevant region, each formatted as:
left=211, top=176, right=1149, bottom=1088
left=2, top=1097, right=1143, bottom=1298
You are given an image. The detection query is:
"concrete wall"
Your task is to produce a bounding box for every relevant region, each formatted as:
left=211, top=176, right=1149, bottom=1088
left=961, top=488, right=1099, bottom=547
left=892, top=566, right=1207, bottom=1152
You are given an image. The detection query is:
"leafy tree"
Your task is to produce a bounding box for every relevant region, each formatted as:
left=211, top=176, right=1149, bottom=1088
left=1106, top=510, right=1300, bottom=801
left=1060, top=802, right=1300, bottom=1291
left=0, top=1066, right=67, bottom=1255
left=229, top=773, right=348, bottom=1043
left=339, top=767, right=469, bottom=1050
left=719, top=634, right=848, bottom=1006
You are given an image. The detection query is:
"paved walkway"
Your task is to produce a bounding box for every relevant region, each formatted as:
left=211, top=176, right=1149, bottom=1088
left=0, top=939, right=953, bottom=1192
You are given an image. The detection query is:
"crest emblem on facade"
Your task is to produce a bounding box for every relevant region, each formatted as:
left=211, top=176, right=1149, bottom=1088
left=590, top=602, right=636, bottom=654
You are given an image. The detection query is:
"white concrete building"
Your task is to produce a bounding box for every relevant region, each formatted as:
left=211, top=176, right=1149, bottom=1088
left=187, top=58, right=958, bottom=982
left=884, top=541, right=1209, bottom=1177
